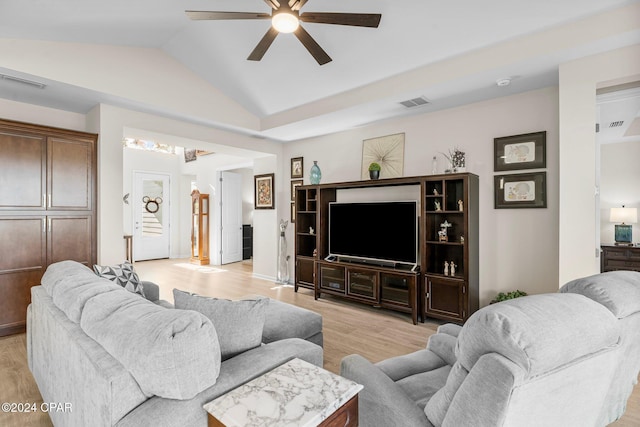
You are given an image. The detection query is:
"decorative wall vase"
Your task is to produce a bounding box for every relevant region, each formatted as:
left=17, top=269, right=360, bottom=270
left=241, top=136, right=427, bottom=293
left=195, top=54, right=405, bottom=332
left=310, top=161, right=322, bottom=185
left=369, top=170, right=380, bottom=180
left=277, top=220, right=290, bottom=284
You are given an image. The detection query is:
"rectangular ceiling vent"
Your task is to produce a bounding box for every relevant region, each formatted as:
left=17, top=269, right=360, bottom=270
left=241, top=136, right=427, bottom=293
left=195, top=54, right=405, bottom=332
left=609, top=120, right=624, bottom=128
left=399, top=96, right=430, bottom=108
left=0, top=73, right=46, bottom=89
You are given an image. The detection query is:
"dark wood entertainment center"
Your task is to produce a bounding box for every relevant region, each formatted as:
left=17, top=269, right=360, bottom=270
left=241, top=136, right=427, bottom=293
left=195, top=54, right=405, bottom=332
left=294, top=173, right=479, bottom=324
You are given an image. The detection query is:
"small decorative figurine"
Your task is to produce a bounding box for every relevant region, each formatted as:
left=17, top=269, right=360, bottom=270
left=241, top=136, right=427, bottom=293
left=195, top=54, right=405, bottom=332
left=450, top=261, right=456, bottom=276
left=438, top=220, right=452, bottom=242
left=433, top=188, right=439, bottom=196
left=309, top=227, right=315, bottom=235
left=444, top=261, right=449, bottom=276
left=434, top=200, right=441, bottom=211
left=312, top=248, right=318, bottom=257
left=460, top=236, right=465, bottom=244
left=458, top=199, right=464, bottom=212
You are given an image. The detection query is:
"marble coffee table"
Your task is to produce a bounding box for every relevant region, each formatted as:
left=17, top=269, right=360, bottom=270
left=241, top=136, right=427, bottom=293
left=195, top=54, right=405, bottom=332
left=203, top=358, right=363, bottom=427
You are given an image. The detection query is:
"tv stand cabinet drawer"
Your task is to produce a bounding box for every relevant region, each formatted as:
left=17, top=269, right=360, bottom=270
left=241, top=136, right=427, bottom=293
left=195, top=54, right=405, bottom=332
left=319, top=264, right=346, bottom=293
left=347, top=270, right=378, bottom=300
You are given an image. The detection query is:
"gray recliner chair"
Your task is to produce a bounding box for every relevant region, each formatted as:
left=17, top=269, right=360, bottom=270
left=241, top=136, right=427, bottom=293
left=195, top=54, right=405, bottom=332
left=341, top=293, right=622, bottom=427
left=560, top=270, right=640, bottom=425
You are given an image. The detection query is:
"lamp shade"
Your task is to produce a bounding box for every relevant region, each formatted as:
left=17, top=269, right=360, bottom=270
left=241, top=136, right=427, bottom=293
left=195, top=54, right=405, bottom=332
left=610, top=207, right=638, bottom=224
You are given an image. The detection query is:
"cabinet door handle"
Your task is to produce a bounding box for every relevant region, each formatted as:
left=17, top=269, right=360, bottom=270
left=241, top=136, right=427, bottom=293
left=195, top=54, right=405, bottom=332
left=48, top=194, right=52, bottom=208
left=42, top=218, right=46, bottom=234
left=43, top=194, right=46, bottom=208
left=48, top=218, right=51, bottom=233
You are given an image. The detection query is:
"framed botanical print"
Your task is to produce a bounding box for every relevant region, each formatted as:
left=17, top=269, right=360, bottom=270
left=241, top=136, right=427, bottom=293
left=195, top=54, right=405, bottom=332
left=291, top=157, right=304, bottom=179
left=494, top=172, right=547, bottom=209
left=254, top=173, right=275, bottom=209
left=494, top=131, right=546, bottom=171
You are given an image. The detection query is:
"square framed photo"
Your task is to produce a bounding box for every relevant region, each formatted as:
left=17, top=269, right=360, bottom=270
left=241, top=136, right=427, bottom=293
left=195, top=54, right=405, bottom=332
left=291, top=179, right=303, bottom=201
left=494, top=172, right=547, bottom=209
left=494, top=131, right=546, bottom=171
left=254, top=173, right=275, bottom=209
left=291, top=157, right=304, bottom=179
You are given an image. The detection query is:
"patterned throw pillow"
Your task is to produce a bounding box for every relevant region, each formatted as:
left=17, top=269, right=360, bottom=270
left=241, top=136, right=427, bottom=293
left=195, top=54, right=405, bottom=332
left=93, top=261, right=145, bottom=298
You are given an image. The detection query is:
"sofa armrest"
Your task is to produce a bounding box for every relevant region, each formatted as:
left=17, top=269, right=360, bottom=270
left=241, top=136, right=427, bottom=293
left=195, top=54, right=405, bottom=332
left=427, top=333, right=458, bottom=367
left=140, top=281, right=159, bottom=302
left=437, top=323, right=463, bottom=338
left=340, top=354, right=432, bottom=427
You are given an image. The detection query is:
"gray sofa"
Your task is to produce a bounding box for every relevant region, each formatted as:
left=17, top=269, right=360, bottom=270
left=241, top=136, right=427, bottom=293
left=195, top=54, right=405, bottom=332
left=27, top=260, right=324, bottom=426
left=341, top=273, right=640, bottom=427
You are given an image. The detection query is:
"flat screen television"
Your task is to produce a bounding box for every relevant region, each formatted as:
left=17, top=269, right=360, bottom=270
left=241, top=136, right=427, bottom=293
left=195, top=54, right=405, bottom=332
left=328, top=201, right=418, bottom=268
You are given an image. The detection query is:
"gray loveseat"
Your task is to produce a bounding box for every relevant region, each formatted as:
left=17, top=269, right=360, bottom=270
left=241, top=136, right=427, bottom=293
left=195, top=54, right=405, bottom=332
left=27, top=260, right=323, bottom=426
left=342, top=272, right=640, bottom=427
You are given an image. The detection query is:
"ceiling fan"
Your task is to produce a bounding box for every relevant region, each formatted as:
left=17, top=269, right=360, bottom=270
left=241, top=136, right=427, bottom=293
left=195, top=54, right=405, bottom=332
left=185, top=0, right=382, bottom=65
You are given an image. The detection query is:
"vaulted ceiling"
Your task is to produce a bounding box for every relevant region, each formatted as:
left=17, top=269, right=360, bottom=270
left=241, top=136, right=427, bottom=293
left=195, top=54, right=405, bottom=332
left=0, top=0, right=639, bottom=141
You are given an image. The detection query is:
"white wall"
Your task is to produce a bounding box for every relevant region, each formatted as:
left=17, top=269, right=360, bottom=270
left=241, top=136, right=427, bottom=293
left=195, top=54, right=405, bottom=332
left=559, top=44, right=640, bottom=284
left=0, top=98, right=87, bottom=131
left=600, top=141, right=640, bottom=244
left=283, top=87, right=560, bottom=306
left=253, top=155, right=280, bottom=281
left=123, top=148, right=183, bottom=259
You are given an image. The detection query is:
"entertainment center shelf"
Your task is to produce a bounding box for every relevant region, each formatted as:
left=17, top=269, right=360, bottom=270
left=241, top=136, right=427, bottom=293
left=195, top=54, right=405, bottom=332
left=294, top=173, right=479, bottom=324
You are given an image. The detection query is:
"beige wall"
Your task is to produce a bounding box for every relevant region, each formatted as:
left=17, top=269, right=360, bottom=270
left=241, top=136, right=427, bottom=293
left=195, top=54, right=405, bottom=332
left=559, top=44, right=640, bottom=284
left=283, top=87, right=560, bottom=306
left=600, top=141, right=640, bottom=244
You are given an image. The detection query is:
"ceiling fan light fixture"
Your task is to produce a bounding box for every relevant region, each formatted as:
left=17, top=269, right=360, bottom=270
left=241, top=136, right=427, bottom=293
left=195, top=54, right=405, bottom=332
left=272, top=12, right=299, bottom=33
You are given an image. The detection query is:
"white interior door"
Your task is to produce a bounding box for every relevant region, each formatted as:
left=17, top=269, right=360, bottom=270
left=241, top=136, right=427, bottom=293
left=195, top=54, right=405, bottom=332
left=221, top=171, right=243, bottom=264
left=133, top=172, right=170, bottom=261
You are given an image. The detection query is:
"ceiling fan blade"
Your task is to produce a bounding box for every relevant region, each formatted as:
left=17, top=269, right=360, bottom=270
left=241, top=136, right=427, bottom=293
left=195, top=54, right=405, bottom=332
left=289, top=0, right=309, bottom=11
left=294, top=26, right=332, bottom=65
left=300, top=12, right=381, bottom=28
left=263, top=0, right=280, bottom=10
left=185, top=11, right=271, bottom=21
left=248, top=27, right=279, bottom=61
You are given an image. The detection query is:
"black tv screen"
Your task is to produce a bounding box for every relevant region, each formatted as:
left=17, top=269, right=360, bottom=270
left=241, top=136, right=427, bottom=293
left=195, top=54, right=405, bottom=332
left=328, top=201, right=418, bottom=266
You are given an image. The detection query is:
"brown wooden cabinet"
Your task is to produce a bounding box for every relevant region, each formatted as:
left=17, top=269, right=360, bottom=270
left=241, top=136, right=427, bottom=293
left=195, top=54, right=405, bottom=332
left=0, top=119, right=97, bottom=336
left=601, top=245, right=640, bottom=272
left=293, top=173, right=478, bottom=325
left=424, top=174, right=479, bottom=323
left=190, top=190, right=210, bottom=265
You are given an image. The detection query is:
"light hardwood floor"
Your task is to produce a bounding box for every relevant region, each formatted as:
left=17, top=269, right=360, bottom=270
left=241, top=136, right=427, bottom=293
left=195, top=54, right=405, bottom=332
left=0, top=258, right=638, bottom=426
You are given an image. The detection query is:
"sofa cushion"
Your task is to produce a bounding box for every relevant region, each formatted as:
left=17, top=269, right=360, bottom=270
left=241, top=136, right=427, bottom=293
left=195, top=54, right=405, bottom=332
left=81, top=289, right=221, bottom=400
left=41, top=260, right=123, bottom=323
left=173, top=289, right=267, bottom=361
left=259, top=297, right=323, bottom=344
left=560, top=270, right=640, bottom=318
left=94, top=261, right=145, bottom=297
left=456, top=293, right=618, bottom=378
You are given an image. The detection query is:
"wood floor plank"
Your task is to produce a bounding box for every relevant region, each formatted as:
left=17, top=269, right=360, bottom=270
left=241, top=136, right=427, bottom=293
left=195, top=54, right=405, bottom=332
left=0, top=258, right=637, bottom=426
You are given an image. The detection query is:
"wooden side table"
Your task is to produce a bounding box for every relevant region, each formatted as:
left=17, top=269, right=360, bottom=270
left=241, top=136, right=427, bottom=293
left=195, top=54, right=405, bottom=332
left=204, top=358, right=362, bottom=427
left=601, top=244, right=640, bottom=272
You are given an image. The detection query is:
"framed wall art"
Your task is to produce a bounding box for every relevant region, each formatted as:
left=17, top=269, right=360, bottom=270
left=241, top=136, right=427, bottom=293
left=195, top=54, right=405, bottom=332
left=291, top=179, right=303, bottom=201
left=291, top=157, right=304, bottom=179
left=290, top=202, right=296, bottom=223
left=494, top=172, right=547, bottom=209
left=494, top=131, right=546, bottom=171
left=254, top=173, right=275, bottom=209
left=361, top=133, right=405, bottom=180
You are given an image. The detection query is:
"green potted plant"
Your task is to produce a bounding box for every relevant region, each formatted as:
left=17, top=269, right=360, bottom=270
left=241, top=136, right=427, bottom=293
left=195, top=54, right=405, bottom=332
left=490, top=290, right=528, bottom=304
left=368, top=162, right=381, bottom=180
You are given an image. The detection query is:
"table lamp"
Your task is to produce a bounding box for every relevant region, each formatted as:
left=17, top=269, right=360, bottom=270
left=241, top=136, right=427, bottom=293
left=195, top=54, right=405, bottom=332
left=610, top=206, right=637, bottom=246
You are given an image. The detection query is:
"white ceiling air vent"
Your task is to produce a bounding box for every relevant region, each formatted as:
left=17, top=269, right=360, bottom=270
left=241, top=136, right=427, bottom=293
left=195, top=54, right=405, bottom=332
left=609, top=120, right=624, bottom=128
left=400, top=96, right=430, bottom=108
left=0, top=73, right=46, bottom=89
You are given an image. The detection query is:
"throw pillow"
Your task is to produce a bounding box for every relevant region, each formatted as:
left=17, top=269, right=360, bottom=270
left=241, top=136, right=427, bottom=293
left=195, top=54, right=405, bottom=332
left=94, top=261, right=145, bottom=298
left=173, top=289, right=267, bottom=360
